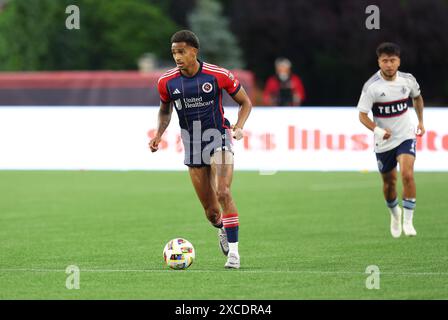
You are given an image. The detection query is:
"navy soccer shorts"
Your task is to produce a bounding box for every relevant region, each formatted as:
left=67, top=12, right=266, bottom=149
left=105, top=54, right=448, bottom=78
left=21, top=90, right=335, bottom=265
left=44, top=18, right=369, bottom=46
left=375, top=139, right=416, bottom=173
left=183, top=127, right=234, bottom=168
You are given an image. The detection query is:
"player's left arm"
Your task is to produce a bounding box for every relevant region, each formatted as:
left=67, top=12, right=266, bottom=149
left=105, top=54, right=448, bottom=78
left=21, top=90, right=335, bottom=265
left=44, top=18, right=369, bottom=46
left=231, top=86, right=252, bottom=140
left=409, top=75, right=425, bottom=137
left=413, top=94, right=425, bottom=137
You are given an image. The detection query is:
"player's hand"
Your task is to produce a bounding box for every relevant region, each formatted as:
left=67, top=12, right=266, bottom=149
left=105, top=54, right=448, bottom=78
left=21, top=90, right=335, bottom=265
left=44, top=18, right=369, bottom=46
left=374, top=126, right=391, bottom=140
left=416, top=122, right=425, bottom=137
left=231, top=125, right=244, bottom=140
left=149, top=135, right=162, bottom=152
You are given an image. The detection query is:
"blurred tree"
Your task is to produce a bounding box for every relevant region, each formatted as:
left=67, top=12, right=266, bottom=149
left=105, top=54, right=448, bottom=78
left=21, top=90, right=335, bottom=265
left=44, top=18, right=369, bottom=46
left=95, top=0, right=178, bottom=69
left=0, top=0, right=61, bottom=70
left=148, top=0, right=234, bottom=28
left=0, top=0, right=178, bottom=70
left=148, top=0, right=196, bottom=27
left=188, top=0, right=244, bottom=69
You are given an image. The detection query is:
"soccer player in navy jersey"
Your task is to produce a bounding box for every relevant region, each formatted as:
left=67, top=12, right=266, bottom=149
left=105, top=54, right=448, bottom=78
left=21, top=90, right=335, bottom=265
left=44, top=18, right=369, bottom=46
left=149, top=30, right=252, bottom=268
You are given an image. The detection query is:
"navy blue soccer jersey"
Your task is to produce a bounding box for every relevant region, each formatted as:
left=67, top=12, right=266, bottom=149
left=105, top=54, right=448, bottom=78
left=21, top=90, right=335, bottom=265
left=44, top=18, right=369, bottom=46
left=157, top=61, right=241, bottom=134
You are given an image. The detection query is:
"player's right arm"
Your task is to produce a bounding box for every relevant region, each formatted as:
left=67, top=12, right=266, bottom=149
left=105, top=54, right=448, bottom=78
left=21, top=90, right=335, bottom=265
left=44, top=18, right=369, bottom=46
left=150, top=74, right=175, bottom=152
left=357, top=85, right=391, bottom=140
left=149, top=101, right=173, bottom=153
left=359, top=111, right=391, bottom=140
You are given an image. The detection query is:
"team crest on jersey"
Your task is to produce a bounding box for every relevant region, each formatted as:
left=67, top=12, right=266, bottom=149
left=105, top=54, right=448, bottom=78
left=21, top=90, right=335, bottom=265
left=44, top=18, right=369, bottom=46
left=202, top=82, right=213, bottom=93
left=401, top=86, right=407, bottom=95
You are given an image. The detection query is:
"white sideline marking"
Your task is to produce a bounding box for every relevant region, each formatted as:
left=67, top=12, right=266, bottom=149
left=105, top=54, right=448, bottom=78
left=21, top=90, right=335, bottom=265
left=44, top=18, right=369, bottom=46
left=1, top=268, right=448, bottom=276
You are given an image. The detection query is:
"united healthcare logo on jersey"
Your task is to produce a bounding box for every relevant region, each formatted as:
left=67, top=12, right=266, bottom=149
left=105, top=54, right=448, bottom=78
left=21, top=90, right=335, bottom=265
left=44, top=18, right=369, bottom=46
left=202, top=82, right=213, bottom=93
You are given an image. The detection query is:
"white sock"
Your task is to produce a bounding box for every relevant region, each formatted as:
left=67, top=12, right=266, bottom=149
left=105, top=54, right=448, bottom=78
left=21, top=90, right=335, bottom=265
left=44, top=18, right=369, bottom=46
left=229, top=242, right=239, bottom=255
left=402, top=198, right=416, bottom=223
left=403, top=208, right=414, bottom=223
left=388, top=205, right=401, bottom=218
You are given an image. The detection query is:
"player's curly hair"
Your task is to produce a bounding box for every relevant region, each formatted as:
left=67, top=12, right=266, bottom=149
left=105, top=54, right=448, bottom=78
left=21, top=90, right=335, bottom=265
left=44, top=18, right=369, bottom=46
left=376, top=42, right=401, bottom=58
left=171, top=30, right=200, bottom=49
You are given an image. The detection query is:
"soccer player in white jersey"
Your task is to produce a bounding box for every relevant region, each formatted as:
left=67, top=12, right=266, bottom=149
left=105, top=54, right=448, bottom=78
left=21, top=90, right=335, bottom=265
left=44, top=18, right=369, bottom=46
left=357, top=42, right=425, bottom=238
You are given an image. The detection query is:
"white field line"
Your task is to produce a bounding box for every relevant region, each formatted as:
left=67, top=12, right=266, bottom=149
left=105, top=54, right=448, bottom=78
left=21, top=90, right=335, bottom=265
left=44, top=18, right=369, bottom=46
left=1, top=268, right=448, bottom=277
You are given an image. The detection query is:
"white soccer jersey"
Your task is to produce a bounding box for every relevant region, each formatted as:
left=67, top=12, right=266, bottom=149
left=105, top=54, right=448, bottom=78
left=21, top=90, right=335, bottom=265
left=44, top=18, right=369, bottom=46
left=357, top=70, right=421, bottom=153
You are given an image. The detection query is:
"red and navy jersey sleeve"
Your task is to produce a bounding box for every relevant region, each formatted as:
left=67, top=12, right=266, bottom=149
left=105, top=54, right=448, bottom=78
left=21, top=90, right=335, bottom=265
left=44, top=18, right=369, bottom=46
left=219, top=70, right=241, bottom=96
left=202, top=63, right=241, bottom=96
left=157, top=77, right=171, bottom=103
left=157, top=68, right=180, bottom=103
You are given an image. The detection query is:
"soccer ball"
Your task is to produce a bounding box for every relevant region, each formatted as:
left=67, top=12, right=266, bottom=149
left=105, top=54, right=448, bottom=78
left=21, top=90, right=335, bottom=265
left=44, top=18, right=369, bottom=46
left=163, top=238, right=195, bottom=270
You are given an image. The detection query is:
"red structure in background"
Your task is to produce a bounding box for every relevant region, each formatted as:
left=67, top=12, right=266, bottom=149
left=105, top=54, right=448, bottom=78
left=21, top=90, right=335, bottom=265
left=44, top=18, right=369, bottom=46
left=0, top=70, right=255, bottom=106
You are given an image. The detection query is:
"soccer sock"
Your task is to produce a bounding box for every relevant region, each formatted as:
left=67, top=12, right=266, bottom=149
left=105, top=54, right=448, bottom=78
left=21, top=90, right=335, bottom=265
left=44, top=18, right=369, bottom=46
left=213, top=222, right=224, bottom=229
left=229, top=242, right=238, bottom=254
left=386, top=198, right=400, bottom=217
left=403, top=198, right=416, bottom=222
left=222, top=213, right=239, bottom=254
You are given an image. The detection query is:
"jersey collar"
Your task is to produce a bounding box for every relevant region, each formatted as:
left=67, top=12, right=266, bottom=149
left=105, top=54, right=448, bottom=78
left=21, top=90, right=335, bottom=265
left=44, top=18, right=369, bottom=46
left=378, top=69, right=398, bottom=82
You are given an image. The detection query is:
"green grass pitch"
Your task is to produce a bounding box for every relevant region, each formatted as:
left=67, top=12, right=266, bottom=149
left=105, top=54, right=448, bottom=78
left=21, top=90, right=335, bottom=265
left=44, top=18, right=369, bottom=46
left=0, top=171, right=447, bottom=299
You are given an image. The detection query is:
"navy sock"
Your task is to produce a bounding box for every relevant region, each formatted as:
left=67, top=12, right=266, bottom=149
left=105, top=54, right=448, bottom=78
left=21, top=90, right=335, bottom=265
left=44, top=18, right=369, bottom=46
left=223, top=213, right=239, bottom=242
left=213, top=221, right=223, bottom=229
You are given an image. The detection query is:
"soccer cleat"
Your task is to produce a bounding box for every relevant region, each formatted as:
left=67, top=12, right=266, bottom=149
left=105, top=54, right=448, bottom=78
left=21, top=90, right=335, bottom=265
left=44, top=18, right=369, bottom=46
left=218, top=228, right=229, bottom=256
left=224, top=252, right=240, bottom=269
left=403, top=221, right=417, bottom=237
left=390, top=207, right=402, bottom=238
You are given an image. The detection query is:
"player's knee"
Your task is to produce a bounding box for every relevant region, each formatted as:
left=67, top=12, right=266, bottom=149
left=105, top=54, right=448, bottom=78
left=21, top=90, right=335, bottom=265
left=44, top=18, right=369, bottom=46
left=217, top=187, right=232, bottom=204
left=383, top=179, right=396, bottom=190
